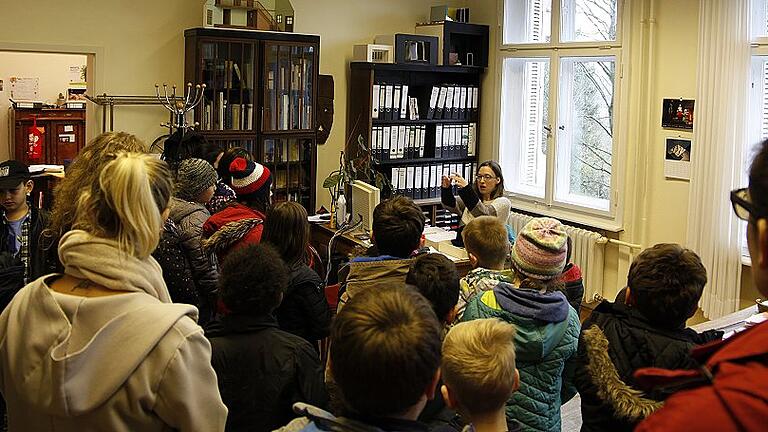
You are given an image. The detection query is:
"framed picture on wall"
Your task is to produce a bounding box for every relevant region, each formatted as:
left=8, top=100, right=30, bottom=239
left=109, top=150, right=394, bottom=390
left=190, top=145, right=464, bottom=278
left=662, top=98, right=695, bottom=129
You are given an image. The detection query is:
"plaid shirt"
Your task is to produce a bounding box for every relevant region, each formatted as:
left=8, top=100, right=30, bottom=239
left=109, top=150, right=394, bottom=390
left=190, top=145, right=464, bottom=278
left=456, top=267, right=516, bottom=322
left=3, top=211, right=31, bottom=284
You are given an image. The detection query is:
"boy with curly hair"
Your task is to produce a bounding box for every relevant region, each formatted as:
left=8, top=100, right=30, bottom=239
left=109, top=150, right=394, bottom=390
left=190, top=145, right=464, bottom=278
left=206, top=244, right=327, bottom=431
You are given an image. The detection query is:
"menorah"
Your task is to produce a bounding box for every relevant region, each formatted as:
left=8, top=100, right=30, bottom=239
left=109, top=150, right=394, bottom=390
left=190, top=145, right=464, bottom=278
left=155, top=82, right=206, bottom=135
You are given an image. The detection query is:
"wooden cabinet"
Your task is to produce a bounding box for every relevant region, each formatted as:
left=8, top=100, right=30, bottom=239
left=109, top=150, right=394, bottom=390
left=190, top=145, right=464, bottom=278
left=11, top=108, right=86, bottom=166
left=185, top=27, right=319, bottom=212
left=345, top=62, right=483, bottom=229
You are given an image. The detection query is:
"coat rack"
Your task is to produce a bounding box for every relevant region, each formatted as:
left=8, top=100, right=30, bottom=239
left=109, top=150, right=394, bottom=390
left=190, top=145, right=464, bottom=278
left=85, top=83, right=205, bottom=134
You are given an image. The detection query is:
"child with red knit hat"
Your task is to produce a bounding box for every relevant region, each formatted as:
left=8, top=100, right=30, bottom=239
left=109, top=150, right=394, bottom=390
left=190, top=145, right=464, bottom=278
left=203, top=156, right=272, bottom=265
left=461, top=217, right=580, bottom=432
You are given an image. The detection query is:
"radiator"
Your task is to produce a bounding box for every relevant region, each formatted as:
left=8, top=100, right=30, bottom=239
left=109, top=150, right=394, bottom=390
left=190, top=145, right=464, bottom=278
left=507, top=211, right=606, bottom=302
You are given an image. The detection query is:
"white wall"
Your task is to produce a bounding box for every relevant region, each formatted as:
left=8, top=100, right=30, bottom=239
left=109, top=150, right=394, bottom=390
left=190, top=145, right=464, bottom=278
left=0, top=52, right=87, bottom=160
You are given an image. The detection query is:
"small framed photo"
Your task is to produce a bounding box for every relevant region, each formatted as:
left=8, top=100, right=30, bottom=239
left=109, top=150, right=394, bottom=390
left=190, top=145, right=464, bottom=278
left=662, top=98, right=695, bottom=129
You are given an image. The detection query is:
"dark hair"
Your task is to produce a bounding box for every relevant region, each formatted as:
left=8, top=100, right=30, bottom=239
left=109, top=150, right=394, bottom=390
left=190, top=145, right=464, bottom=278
left=330, top=285, right=442, bottom=417
left=263, top=201, right=309, bottom=265
left=473, top=160, right=505, bottom=200
left=372, top=196, right=425, bottom=258
left=628, top=243, right=707, bottom=329
left=191, top=139, right=224, bottom=167
left=217, top=147, right=252, bottom=187
left=406, top=253, right=460, bottom=322
left=218, top=243, right=289, bottom=315
left=161, top=130, right=210, bottom=167
left=750, top=139, right=768, bottom=217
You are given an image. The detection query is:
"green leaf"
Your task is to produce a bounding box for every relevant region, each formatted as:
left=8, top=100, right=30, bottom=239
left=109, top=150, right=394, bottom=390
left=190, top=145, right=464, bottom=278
left=322, top=173, right=341, bottom=189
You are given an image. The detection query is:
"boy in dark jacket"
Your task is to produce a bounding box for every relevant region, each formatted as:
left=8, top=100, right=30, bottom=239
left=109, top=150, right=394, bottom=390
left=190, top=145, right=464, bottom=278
left=277, top=285, right=442, bottom=432
left=206, top=244, right=327, bottom=432
left=560, top=236, right=584, bottom=313
left=0, top=160, right=51, bottom=300
left=574, top=243, right=722, bottom=432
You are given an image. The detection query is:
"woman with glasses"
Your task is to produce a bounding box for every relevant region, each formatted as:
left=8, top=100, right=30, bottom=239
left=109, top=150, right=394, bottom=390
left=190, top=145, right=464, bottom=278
left=441, top=160, right=512, bottom=234
left=634, top=139, right=768, bottom=431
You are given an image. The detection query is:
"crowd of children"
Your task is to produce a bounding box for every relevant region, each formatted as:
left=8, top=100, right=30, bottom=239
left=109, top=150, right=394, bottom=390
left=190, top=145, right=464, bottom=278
left=0, top=130, right=767, bottom=431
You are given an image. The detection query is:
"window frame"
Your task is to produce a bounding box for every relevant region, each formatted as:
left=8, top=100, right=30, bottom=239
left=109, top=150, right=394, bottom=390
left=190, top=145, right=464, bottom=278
left=495, top=0, right=627, bottom=231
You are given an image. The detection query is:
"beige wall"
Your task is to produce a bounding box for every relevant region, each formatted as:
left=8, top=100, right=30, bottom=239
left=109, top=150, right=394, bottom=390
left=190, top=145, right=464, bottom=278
left=0, top=52, right=87, bottom=160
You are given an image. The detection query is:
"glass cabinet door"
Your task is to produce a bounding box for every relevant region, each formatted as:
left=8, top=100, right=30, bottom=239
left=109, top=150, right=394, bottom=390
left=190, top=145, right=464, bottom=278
left=261, top=137, right=313, bottom=208
left=263, top=42, right=316, bottom=132
left=199, top=41, right=256, bottom=132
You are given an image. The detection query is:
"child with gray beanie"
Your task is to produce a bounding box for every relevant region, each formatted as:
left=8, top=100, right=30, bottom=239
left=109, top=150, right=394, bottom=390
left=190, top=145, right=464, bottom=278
left=161, top=158, right=219, bottom=324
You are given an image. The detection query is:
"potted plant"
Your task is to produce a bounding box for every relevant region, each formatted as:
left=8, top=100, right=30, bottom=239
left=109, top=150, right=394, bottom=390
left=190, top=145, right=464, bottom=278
left=322, top=134, right=391, bottom=226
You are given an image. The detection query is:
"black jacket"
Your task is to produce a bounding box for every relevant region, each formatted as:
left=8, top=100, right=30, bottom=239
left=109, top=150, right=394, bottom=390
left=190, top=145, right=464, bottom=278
left=573, top=300, right=722, bottom=432
left=0, top=205, right=53, bottom=291
left=206, top=314, right=328, bottom=432
left=276, top=263, right=332, bottom=345
left=152, top=218, right=198, bottom=306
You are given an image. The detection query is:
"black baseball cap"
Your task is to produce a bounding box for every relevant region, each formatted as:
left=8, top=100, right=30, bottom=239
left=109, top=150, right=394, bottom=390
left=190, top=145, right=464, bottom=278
left=0, top=160, right=31, bottom=189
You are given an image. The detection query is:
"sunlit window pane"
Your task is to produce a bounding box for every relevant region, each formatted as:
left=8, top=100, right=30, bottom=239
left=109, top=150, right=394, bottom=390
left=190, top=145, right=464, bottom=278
left=504, top=0, right=552, bottom=44
left=555, top=56, right=614, bottom=210
left=500, top=58, right=550, bottom=198
left=561, top=0, right=617, bottom=42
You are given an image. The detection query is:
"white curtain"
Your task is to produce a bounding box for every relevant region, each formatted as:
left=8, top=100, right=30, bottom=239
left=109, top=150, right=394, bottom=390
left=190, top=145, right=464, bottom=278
left=687, top=0, right=750, bottom=319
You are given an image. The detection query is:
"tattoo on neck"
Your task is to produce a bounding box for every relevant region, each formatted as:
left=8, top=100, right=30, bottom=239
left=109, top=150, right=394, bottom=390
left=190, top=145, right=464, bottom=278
left=71, top=279, right=92, bottom=291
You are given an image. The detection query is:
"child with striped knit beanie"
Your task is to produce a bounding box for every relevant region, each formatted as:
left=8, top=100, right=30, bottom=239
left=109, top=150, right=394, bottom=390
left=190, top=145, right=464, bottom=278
left=461, top=217, right=580, bottom=432
left=202, top=156, right=272, bottom=265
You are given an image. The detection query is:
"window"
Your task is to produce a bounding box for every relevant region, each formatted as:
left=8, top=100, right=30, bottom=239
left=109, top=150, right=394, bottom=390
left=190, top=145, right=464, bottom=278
left=499, top=0, right=622, bottom=226
left=745, top=0, right=768, bottom=262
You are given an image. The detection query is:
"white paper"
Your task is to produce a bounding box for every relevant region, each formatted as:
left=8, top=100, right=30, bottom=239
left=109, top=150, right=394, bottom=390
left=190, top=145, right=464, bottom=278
left=9, top=77, right=39, bottom=101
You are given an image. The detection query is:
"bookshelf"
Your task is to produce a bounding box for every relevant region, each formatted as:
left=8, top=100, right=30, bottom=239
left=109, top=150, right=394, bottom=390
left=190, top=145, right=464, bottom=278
left=184, top=28, right=319, bottom=211
left=346, top=62, right=483, bottom=229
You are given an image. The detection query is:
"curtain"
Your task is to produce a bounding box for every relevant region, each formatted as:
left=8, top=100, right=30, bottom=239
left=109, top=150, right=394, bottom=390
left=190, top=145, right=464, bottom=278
left=687, top=0, right=750, bottom=319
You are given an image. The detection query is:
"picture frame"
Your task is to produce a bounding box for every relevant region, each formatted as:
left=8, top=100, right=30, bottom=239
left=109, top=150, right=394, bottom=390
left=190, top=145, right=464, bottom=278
left=662, top=98, right=695, bottom=129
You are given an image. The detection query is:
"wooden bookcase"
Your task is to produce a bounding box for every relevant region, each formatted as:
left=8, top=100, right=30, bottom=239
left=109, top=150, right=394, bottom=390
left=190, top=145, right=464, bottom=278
left=345, top=62, right=483, bottom=228
left=184, top=27, right=319, bottom=211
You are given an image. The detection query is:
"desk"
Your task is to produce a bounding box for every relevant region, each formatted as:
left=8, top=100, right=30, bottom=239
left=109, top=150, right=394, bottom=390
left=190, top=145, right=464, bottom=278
left=309, top=223, right=473, bottom=278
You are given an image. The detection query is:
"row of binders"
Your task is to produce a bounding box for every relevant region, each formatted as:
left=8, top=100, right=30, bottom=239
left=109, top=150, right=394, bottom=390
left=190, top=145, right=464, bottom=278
left=372, top=125, right=426, bottom=160
left=435, top=123, right=477, bottom=158
left=426, top=85, right=479, bottom=120
left=391, top=162, right=477, bottom=200
left=371, top=83, right=419, bottom=120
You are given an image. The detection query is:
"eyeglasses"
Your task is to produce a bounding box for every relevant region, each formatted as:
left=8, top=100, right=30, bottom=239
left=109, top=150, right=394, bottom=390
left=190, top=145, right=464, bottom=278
left=730, top=188, right=758, bottom=221
left=476, top=174, right=497, bottom=182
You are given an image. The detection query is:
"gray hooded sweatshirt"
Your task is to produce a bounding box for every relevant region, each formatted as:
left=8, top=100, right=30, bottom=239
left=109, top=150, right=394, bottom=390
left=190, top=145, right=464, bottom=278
left=0, top=230, right=227, bottom=431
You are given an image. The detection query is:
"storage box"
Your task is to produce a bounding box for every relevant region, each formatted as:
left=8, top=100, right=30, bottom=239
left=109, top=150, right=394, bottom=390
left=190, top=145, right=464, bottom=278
left=352, top=44, right=393, bottom=63
left=415, top=21, right=489, bottom=67
left=374, top=34, right=439, bottom=65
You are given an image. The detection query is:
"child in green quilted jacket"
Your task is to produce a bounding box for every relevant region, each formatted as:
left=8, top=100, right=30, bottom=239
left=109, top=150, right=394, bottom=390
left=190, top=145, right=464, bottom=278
left=456, top=216, right=515, bottom=321
left=462, top=217, right=580, bottom=432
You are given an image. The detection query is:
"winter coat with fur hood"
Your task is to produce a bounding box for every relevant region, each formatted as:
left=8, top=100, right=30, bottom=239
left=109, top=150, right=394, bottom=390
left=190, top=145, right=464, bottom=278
left=202, top=202, right=265, bottom=265
left=573, top=300, right=722, bottom=432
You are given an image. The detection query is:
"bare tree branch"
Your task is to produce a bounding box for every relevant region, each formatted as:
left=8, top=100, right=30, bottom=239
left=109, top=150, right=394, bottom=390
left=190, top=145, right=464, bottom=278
left=584, top=114, right=612, bottom=137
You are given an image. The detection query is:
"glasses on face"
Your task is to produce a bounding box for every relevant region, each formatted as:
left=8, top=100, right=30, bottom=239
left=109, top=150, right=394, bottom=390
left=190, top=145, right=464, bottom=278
left=731, top=188, right=757, bottom=221
left=476, top=174, right=497, bottom=182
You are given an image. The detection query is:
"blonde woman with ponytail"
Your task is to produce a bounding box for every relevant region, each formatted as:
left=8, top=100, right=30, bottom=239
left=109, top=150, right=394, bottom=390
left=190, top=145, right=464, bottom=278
left=0, top=151, right=227, bottom=431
